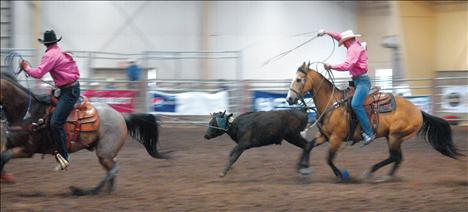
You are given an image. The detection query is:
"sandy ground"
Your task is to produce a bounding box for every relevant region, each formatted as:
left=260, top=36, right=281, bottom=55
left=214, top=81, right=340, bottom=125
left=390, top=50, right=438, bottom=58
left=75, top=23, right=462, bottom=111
left=1, top=126, right=467, bottom=211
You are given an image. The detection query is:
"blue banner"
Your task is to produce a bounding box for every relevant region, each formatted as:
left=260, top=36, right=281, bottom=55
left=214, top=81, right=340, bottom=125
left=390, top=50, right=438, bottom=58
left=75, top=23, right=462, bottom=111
left=252, top=91, right=315, bottom=123
left=150, top=92, right=176, bottom=113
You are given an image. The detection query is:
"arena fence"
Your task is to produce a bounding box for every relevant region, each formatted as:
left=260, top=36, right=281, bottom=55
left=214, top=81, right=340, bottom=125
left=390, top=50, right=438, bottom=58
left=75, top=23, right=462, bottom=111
left=1, top=48, right=466, bottom=125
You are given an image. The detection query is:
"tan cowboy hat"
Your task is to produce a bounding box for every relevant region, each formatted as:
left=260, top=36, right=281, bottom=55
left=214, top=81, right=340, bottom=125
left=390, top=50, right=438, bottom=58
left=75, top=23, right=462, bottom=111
left=338, top=30, right=361, bottom=46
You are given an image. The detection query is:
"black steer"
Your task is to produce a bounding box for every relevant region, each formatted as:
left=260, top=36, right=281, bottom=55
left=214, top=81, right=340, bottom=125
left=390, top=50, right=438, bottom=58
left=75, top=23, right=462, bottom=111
left=204, top=110, right=315, bottom=177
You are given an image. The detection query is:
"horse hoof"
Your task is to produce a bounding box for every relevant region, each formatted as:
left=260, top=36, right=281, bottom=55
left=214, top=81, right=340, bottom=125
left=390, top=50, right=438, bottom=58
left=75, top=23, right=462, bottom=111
left=341, top=169, right=351, bottom=182
left=69, top=186, right=86, bottom=196
left=218, top=172, right=226, bottom=178
left=375, top=175, right=393, bottom=183
left=298, top=168, right=313, bottom=176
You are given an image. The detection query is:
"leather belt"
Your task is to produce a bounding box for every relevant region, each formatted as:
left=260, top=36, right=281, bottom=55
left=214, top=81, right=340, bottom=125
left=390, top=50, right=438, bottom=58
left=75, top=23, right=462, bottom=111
left=352, top=73, right=368, bottom=80
left=59, top=81, right=77, bottom=89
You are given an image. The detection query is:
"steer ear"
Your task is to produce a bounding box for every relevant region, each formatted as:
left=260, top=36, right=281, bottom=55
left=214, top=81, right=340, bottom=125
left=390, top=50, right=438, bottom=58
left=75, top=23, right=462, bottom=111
left=227, top=113, right=234, bottom=122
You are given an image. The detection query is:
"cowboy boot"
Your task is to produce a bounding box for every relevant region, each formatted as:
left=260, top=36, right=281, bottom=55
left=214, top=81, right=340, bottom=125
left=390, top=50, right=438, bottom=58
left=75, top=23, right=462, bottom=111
left=54, top=153, right=69, bottom=171
left=361, top=133, right=376, bottom=147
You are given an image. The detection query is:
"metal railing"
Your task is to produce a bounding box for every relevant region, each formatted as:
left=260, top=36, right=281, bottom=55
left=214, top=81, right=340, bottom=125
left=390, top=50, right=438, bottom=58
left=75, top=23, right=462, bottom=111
left=2, top=48, right=466, bottom=125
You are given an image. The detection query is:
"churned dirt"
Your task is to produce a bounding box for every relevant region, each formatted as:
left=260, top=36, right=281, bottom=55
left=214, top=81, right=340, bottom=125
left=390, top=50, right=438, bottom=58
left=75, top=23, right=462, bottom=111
left=1, top=126, right=467, bottom=211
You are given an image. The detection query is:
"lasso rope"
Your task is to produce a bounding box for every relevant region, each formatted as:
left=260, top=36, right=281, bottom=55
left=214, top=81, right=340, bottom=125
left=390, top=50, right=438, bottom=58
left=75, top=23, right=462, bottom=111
left=4, top=51, right=26, bottom=76
left=261, top=32, right=321, bottom=67
left=294, top=35, right=340, bottom=131
left=4, top=52, right=33, bottom=119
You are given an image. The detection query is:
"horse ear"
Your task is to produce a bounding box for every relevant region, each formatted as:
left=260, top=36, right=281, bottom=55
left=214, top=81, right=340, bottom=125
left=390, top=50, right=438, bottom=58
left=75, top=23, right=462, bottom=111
left=302, top=61, right=306, bottom=68
left=222, top=110, right=226, bottom=116
left=307, top=61, right=311, bottom=68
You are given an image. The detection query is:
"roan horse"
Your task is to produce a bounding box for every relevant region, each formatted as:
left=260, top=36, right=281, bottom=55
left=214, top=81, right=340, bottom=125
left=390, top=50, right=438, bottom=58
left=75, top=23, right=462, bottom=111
left=286, top=62, right=462, bottom=182
left=0, top=71, right=166, bottom=195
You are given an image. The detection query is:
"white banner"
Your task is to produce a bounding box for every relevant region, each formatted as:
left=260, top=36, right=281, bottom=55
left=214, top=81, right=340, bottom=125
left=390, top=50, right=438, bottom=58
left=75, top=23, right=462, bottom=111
left=148, top=90, right=229, bottom=115
left=405, top=96, right=431, bottom=114
left=441, top=86, right=468, bottom=113
left=176, top=91, right=229, bottom=115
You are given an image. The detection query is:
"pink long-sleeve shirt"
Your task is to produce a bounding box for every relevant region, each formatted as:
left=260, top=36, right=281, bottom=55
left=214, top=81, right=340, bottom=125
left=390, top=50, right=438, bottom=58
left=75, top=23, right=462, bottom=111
left=327, top=32, right=368, bottom=77
left=25, top=44, right=80, bottom=87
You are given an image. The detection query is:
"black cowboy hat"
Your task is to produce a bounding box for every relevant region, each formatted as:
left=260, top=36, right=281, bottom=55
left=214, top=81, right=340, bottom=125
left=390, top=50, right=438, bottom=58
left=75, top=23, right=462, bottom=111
left=37, top=30, right=62, bottom=44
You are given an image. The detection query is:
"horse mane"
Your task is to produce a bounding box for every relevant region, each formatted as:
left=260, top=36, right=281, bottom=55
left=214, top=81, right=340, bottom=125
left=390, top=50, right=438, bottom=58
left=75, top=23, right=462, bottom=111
left=298, top=65, right=343, bottom=93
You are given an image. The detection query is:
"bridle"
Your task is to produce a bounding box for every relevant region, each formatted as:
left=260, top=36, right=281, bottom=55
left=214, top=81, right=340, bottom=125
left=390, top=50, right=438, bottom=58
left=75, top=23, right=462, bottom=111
left=288, top=68, right=314, bottom=109
left=289, top=66, right=346, bottom=130
left=289, top=66, right=329, bottom=110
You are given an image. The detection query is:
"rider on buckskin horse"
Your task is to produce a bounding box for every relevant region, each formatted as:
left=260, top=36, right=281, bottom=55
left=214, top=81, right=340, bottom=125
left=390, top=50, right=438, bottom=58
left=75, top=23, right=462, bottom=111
left=20, top=30, right=80, bottom=170
left=317, top=29, right=376, bottom=146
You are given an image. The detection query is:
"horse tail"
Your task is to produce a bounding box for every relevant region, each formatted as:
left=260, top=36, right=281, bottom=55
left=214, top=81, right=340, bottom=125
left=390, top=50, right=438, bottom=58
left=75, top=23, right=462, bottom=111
left=125, top=113, right=167, bottom=159
left=418, top=111, right=463, bottom=159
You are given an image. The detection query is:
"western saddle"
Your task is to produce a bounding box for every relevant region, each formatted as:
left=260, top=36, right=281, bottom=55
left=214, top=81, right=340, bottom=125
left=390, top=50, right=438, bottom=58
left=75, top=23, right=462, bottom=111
left=345, top=81, right=396, bottom=143
left=34, top=95, right=100, bottom=150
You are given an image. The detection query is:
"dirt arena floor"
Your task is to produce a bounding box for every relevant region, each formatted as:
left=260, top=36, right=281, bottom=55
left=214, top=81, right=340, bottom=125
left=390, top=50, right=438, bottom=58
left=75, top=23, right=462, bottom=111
left=1, top=126, right=467, bottom=211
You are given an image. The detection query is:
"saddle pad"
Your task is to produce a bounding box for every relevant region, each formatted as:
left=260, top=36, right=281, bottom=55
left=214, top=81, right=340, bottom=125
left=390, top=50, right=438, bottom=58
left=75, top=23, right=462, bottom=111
left=378, top=93, right=396, bottom=113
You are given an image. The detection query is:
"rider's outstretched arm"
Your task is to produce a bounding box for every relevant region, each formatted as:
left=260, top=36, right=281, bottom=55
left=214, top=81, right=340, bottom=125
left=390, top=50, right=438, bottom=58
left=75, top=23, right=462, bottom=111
left=325, top=31, right=342, bottom=42
left=22, top=54, right=55, bottom=79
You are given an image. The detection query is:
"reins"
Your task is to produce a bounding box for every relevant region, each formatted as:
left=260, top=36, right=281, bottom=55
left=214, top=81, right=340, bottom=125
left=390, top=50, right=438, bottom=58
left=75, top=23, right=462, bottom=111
left=287, top=35, right=343, bottom=131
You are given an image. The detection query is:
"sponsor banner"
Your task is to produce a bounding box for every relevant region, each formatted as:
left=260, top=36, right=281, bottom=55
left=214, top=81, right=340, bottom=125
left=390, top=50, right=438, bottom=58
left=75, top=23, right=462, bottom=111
left=150, top=92, right=176, bottom=113
left=252, top=91, right=316, bottom=122
left=82, top=90, right=137, bottom=113
left=441, top=86, right=468, bottom=113
left=404, top=96, right=432, bottom=114
left=149, top=91, right=229, bottom=115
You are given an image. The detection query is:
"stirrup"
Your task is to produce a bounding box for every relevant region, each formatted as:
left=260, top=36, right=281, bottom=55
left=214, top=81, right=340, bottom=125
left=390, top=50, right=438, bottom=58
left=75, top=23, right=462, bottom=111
left=54, top=154, right=69, bottom=171
left=360, top=133, right=376, bottom=147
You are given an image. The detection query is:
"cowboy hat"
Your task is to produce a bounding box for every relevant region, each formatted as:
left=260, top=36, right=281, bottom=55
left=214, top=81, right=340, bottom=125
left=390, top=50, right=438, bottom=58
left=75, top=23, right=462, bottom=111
left=338, top=30, right=361, bottom=46
left=37, top=30, right=62, bottom=44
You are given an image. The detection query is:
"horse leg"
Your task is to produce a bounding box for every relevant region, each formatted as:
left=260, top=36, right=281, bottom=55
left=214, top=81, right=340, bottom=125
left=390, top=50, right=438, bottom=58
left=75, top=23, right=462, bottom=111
left=0, top=147, right=33, bottom=172
left=95, top=157, right=119, bottom=194
left=69, top=157, right=119, bottom=196
left=285, top=134, right=315, bottom=175
left=299, top=134, right=327, bottom=171
left=364, top=137, right=402, bottom=182
left=327, top=137, right=347, bottom=182
left=388, top=149, right=402, bottom=176
left=220, top=145, right=244, bottom=177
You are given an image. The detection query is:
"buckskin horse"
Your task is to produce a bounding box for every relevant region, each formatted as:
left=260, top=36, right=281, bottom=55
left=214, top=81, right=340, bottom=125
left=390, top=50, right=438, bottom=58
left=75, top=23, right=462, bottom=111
left=0, top=70, right=166, bottom=195
left=286, top=62, right=462, bottom=182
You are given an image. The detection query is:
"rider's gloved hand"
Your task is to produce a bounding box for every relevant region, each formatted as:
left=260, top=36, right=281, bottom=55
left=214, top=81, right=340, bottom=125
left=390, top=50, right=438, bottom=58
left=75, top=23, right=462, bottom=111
left=324, top=63, right=332, bottom=71
left=317, top=29, right=326, bottom=37
left=20, top=60, right=29, bottom=70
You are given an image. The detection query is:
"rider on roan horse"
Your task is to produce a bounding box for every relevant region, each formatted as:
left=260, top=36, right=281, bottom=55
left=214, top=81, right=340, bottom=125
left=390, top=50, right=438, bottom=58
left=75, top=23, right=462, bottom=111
left=317, top=29, right=376, bottom=145
left=20, top=30, right=80, bottom=170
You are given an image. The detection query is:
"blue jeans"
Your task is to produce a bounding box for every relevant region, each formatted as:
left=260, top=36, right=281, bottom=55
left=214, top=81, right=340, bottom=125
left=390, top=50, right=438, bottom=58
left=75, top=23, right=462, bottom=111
left=351, top=75, right=374, bottom=136
left=50, top=82, right=80, bottom=160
